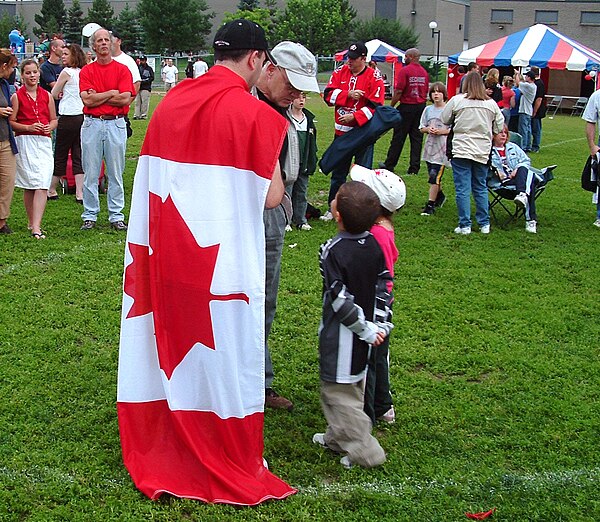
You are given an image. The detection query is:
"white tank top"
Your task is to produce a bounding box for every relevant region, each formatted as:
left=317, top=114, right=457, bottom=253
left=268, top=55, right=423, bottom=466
left=58, top=67, right=84, bottom=116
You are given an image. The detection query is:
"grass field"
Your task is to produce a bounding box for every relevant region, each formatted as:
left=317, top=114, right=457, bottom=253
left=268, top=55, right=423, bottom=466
left=1, top=92, right=599, bottom=521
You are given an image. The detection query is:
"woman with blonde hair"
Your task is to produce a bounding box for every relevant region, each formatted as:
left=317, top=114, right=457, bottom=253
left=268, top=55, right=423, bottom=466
left=10, top=59, right=58, bottom=238
left=0, top=49, right=18, bottom=234
left=441, top=71, right=504, bottom=235
left=484, top=67, right=502, bottom=105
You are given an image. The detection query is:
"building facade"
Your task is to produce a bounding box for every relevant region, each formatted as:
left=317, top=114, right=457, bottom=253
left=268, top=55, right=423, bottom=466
left=2, top=0, right=599, bottom=61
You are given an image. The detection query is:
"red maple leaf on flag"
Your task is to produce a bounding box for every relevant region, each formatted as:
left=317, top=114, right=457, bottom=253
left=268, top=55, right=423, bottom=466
left=124, top=193, right=249, bottom=379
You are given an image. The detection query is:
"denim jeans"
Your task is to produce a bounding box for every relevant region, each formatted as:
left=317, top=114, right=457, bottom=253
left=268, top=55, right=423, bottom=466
left=451, top=157, right=489, bottom=228
left=328, top=139, right=373, bottom=206
left=81, top=116, right=127, bottom=223
left=531, top=118, right=542, bottom=151
left=518, top=113, right=532, bottom=151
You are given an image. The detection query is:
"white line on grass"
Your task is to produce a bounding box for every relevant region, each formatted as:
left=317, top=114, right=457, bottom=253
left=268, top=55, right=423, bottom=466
left=1, top=465, right=599, bottom=497
left=299, top=466, right=600, bottom=497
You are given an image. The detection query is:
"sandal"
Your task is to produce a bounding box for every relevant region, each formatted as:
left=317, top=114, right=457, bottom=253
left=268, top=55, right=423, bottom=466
left=31, top=232, right=46, bottom=239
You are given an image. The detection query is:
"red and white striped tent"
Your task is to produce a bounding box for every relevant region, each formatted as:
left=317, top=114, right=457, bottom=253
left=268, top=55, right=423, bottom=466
left=449, top=24, right=600, bottom=71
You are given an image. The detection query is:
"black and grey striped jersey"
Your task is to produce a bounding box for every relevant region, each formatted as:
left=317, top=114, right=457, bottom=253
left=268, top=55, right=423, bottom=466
left=318, top=231, right=393, bottom=384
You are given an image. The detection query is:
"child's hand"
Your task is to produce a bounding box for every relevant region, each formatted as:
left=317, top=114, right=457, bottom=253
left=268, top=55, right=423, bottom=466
left=372, top=331, right=386, bottom=346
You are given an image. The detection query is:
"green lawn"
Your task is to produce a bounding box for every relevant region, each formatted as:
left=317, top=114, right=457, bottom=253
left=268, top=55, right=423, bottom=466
left=0, top=92, right=599, bottom=521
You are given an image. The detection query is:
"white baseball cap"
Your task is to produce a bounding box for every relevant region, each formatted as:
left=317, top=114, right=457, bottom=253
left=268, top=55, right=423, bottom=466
left=350, top=164, right=406, bottom=211
left=271, top=41, right=320, bottom=93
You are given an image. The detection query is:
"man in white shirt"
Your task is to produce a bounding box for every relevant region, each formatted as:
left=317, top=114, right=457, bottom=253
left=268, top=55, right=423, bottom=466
left=514, top=70, right=536, bottom=152
left=193, top=56, right=208, bottom=78
left=110, top=29, right=141, bottom=94
left=582, top=88, right=600, bottom=227
left=162, top=58, right=178, bottom=91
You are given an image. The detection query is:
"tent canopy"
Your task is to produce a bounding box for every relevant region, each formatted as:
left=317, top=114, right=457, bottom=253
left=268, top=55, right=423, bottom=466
left=334, top=39, right=405, bottom=64
left=449, top=24, right=600, bottom=71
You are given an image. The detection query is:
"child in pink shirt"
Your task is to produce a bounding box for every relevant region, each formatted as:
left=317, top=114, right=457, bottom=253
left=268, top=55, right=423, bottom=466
left=350, top=165, right=406, bottom=425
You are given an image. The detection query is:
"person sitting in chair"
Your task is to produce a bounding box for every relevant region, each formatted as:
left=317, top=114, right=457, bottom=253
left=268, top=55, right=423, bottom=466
left=490, top=125, right=539, bottom=233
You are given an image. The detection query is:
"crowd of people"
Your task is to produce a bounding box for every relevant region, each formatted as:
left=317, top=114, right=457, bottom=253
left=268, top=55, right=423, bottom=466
left=1, top=18, right=598, bottom=503
left=0, top=28, right=150, bottom=238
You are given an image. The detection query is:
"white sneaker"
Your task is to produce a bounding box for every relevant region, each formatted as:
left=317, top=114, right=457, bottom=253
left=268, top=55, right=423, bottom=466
left=377, top=407, right=395, bottom=424
left=340, top=456, right=353, bottom=469
left=454, top=226, right=471, bottom=235
left=284, top=224, right=292, bottom=232
left=514, top=192, right=528, bottom=209
left=593, top=219, right=600, bottom=228
left=480, top=224, right=490, bottom=234
left=298, top=223, right=312, bottom=231
left=525, top=220, right=537, bottom=233
left=312, top=433, right=327, bottom=448
left=320, top=210, right=333, bottom=221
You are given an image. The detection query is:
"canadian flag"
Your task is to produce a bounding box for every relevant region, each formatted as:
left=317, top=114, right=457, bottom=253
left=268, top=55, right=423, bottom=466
left=117, top=71, right=295, bottom=505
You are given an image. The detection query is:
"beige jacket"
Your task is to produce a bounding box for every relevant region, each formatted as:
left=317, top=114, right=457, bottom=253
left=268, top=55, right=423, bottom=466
left=441, top=94, right=505, bottom=164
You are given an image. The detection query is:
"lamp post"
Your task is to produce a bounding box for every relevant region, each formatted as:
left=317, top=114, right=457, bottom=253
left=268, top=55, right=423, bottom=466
left=429, top=21, right=441, bottom=82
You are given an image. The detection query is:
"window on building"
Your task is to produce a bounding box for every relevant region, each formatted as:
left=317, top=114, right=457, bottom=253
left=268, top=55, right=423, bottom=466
left=535, top=11, right=558, bottom=24
left=375, top=0, right=397, bottom=20
left=491, top=9, right=513, bottom=24
left=581, top=11, right=600, bottom=25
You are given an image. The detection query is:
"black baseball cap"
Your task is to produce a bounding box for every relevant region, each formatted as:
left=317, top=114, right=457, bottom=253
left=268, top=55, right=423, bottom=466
left=525, top=70, right=536, bottom=80
left=347, top=41, right=368, bottom=59
left=110, top=28, right=122, bottom=40
left=213, top=19, right=274, bottom=62
left=139, top=55, right=147, bottom=61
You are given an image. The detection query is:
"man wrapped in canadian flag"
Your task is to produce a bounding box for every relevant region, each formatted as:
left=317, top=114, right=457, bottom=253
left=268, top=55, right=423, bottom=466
left=117, top=19, right=296, bottom=505
left=321, top=41, right=385, bottom=220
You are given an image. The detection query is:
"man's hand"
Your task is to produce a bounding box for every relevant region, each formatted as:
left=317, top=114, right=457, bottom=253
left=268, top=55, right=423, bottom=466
left=339, top=113, right=356, bottom=125
left=348, top=89, right=364, bottom=101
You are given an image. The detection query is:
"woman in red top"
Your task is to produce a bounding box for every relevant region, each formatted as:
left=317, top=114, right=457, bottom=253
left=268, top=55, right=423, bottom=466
left=10, top=59, right=57, bottom=238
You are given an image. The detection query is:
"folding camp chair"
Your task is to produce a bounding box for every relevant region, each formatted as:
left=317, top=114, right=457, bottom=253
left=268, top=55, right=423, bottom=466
left=571, top=97, right=588, bottom=116
left=546, top=96, right=562, bottom=117
left=487, top=165, right=556, bottom=227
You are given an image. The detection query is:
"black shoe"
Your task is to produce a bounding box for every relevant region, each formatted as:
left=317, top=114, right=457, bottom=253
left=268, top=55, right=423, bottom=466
left=406, top=169, right=419, bottom=176
left=110, top=220, right=128, bottom=231
left=378, top=161, right=388, bottom=170
left=0, top=224, right=13, bottom=234
left=47, top=194, right=59, bottom=201
left=80, top=220, right=96, bottom=230
left=434, top=191, right=446, bottom=208
left=420, top=202, right=435, bottom=216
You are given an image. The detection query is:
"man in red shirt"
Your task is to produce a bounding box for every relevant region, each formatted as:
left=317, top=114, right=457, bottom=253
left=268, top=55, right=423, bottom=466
left=79, top=27, right=134, bottom=231
left=379, top=48, right=429, bottom=176
left=321, top=41, right=385, bottom=220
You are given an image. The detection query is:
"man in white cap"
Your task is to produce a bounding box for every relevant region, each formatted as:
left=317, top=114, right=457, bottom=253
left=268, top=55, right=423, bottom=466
left=254, top=41, right=320, bottom=411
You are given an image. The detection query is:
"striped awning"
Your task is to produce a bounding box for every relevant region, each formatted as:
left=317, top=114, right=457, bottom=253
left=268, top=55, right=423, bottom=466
left=449, top=24, right=600, bottom=71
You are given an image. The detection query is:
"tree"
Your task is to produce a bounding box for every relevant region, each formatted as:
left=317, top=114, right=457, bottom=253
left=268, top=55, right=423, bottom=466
left=222, top=8, right=278, bottom=45
left=86, top=0, right=115, bottom=30
left=34, top=0, right=67, bottom=37
left=352, top=17, right=419, bottom=51
left=138, top=0, right=214, bottom=54
left=113, top=4, right=144, bottom=53
left=275, top=0, right=356, bottom=56
left=0, top=13, right=29, bottom=44
left=237, top=0, right=259, bottom=10
left=63, top=0, right=84, bottom=44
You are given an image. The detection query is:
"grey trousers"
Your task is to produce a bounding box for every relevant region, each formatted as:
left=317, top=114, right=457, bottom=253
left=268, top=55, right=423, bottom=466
left=263, top=203, right=287, bottom=388
left=321, top=380, right=386, bottom=467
